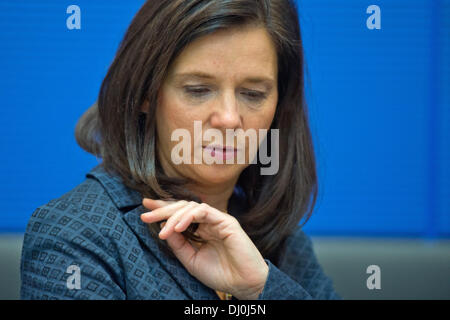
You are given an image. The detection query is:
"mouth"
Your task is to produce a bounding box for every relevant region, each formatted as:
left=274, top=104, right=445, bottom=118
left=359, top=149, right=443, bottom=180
left=202, top=145, right=239, bottom=160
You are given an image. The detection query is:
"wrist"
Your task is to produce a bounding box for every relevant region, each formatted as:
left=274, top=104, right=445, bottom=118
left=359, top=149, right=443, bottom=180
left=236, top=261, right=269, bottom=300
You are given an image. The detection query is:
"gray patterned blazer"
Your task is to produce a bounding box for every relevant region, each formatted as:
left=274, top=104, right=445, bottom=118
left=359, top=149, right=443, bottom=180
left=20, top=164, right=341, bottom=300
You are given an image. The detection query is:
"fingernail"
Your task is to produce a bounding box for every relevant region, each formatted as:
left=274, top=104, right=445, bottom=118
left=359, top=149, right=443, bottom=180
left=159, top=223, right=167, bottom=237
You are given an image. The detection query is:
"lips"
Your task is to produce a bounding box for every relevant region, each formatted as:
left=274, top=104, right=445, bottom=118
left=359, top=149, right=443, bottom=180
left=202, top=145, right=239, bottom=160
left=203, top=145, right=237, bottom=151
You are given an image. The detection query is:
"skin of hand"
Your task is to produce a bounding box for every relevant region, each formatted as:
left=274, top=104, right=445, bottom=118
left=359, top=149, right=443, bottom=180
left=140, top=198, right=269, bottom=300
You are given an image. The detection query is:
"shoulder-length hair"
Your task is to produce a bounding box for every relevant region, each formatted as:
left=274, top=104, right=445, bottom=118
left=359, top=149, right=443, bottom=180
left=75, top=0, right=317, bottom=265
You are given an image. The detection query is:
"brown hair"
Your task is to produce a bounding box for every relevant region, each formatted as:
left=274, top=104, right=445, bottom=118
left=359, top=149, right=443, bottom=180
left=75, top=0, right=317, bottom=265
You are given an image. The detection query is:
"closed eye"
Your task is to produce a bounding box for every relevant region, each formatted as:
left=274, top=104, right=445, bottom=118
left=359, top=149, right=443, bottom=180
left=242, top=90, right=267, bottom=101
left=183, top=86, right=267, bottom=102
left=184, top=87, right=210, bottom=97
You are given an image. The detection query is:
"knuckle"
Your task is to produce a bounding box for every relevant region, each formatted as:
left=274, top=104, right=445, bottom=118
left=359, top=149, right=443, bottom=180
left=199, top=203, right=209, bottom=214
left=197, top=204, right=208, bottom=218
left=229, top=216, right=240, bottom=226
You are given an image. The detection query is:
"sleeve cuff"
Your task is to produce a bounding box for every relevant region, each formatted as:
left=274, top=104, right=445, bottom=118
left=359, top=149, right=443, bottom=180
left=257, top=259, right=313, bottom=300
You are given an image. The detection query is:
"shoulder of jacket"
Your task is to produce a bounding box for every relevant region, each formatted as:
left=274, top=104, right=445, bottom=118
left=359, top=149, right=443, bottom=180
left=24, top=178, right=124, bottom=242
left=283, top=225, right=315, bottom=257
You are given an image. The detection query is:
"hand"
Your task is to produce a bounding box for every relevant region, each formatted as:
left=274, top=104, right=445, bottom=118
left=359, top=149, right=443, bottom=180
left=140, top=198, right=268, bottom=300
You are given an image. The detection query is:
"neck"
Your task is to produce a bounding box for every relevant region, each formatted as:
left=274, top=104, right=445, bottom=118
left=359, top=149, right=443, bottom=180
left=186, top=179, right=237, bottom=213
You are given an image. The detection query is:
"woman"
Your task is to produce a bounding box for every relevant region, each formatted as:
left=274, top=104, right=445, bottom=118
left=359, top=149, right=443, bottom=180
left=20, top=0, right=340, bottom=300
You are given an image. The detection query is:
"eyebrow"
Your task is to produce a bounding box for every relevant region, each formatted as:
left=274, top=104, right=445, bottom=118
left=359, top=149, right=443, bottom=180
left=173, top=71, right=276, bottom=87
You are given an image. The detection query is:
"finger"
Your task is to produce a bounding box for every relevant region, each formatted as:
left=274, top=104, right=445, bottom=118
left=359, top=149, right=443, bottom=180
left=140, top=200, right=189, bottom=223
left=174, top=210, right=195, bottom=233
left=141, top=200, right=187, bottom=223
left=159, top=202, right=198, bottom=239
left=142, top=198, right=171, bottom=210
left=173, top=214, right=193, bottom=233
left=188, top=203, right=229, bottom=225
left=164, top=229, right=197, bottom=274
left=172, top=204, right=226, bottom=235
left=186, top=204, right=238, bottom=241
left=160, top=202, right=198, bottom=238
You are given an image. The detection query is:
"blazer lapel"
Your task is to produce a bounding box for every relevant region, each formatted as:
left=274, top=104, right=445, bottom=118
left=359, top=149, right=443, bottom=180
left=86, top=164, right=248, bottom=300
left=122, top=204, right=219, bottom=300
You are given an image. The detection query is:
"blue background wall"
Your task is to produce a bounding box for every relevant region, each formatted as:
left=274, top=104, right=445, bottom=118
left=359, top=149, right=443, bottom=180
left=0, top=0, right=448, bottom=238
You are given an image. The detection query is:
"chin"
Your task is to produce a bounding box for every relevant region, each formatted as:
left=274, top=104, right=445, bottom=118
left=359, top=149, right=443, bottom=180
left=194, top=164, right=244, bottom=185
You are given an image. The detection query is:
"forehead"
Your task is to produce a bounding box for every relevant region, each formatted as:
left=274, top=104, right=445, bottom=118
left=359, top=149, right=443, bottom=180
left=167, top=26, right=278, bottom=82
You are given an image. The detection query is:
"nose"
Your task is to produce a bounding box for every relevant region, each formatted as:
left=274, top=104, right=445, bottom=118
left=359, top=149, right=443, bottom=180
left=209, top=91, right=242, bottom=130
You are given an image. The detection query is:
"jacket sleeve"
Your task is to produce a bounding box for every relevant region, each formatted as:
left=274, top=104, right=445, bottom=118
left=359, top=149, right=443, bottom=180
left=257, top=227, right=341, bottom=300
left=20, top=201, right=127, bottom=300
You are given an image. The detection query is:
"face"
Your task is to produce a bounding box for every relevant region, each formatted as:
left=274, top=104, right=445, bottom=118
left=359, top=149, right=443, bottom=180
left=151, top=25, right=278, bottom=188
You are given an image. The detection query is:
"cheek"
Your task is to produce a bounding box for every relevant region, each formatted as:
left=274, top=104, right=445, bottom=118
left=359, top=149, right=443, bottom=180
left=155, top=104, right=176, bottom=153
left=242, top=105, right=276, bottom=153
left=156, top=100, right=200, bottom=155
left=158, top=90, right=197, bottom=129
left=157, top=95, right=185, bottom=135
left=252, top=100, right=277, bottom=130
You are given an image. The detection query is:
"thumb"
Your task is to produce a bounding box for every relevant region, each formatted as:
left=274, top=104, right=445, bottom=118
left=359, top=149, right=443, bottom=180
left=165, top=231, right=197, bottom=274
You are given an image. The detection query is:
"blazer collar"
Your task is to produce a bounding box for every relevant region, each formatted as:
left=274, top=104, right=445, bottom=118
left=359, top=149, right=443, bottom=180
left=86, top=164, right=219, bottom=299
left=86, top=164, right=142, bottom=209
